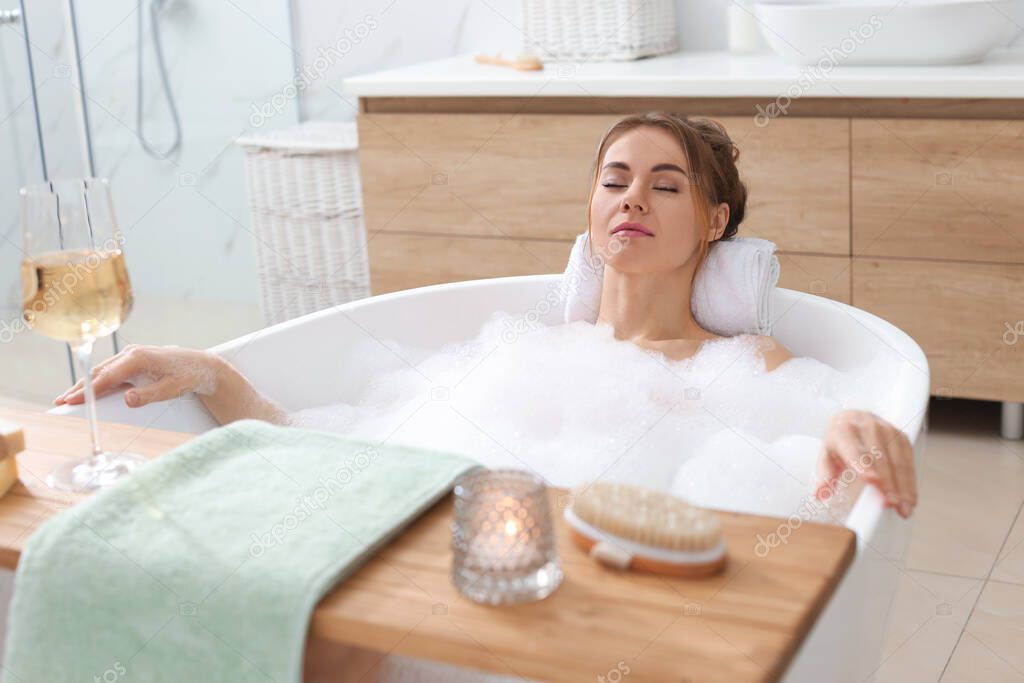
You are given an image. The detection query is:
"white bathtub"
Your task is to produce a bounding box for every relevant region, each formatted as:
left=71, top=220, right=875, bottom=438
left=52, top=275, right=931, bottom=682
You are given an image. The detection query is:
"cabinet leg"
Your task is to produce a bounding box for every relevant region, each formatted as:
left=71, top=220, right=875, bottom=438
left=1001, top=402, right=1024, bottom=440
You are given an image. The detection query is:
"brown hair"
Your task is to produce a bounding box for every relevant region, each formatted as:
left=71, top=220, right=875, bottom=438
left=585, top=112, right=747, bottom=275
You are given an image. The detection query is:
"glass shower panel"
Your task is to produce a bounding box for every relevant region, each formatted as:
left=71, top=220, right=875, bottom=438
left=0, top=0, right=298, bottom=406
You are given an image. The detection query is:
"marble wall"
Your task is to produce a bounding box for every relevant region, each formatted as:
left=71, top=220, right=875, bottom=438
left=294, top=0, right=737, bottom=122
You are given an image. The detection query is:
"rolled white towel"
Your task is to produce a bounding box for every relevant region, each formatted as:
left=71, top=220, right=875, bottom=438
left=561, top=231, right=780, bottom=337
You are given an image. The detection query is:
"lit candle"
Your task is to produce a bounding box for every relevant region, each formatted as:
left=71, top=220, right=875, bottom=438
left=451, top=469, right=562, bottom=605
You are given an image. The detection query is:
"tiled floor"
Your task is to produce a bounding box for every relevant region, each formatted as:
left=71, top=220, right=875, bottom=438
left=0, top=390, right=1021, bottom=681
left=867, top=398, right=1024, bottom=683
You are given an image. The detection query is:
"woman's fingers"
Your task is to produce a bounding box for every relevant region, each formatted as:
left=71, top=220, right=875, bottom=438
left=816, top=410, right=918, bottom=519
left=842, top=412, right=916, bottom=518
left=54, top=345, right=136, bottom=404
left=125, top=376, right=190, bottom=408
left=59, top=381, right=134, bottom=406
left=54, top=345, right=140, bottom=405
left=888, top=430, right=917, bottom=516
left=818, top=424, right=860, bottom=499
left=54, top=372, right=91, bottom=405
left=815, top=448, right=844, bottom=499
left=52, top=345, right=213, bottom=412
left=837, top=419, right=900, bottom=507
left=866, top=421, right=902, bottom=508
left=863, top=419, right=917, bottom=517
left=56, top=346, right=149, bottom=405
left=54, top=378, right=83, bottom=405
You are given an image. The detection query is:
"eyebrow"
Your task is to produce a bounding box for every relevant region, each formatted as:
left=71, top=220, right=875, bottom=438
left=601, top=161, right=688, bottom=176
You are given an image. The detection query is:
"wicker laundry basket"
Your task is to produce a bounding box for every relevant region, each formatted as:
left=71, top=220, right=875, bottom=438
left=522, top=0, right=678, bottom=61
left=237, top=122, right=370, bottom=326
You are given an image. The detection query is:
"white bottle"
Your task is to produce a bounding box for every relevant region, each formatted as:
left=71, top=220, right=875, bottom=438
left=727, top=0, right=765, bottom=53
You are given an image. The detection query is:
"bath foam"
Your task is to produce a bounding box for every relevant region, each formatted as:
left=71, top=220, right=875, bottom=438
left=670, top=431, right=848, bottom=523
left=292, top=312, right=897, bottom=521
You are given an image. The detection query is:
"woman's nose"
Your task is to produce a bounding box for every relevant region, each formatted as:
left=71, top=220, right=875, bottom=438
left=620, top=184, right=648, bottom=213
left=621, top=194, right=647, bottom=213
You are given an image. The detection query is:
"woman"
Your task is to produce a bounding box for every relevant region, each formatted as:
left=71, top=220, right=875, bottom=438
left=54, top=112, right=917, bottom=519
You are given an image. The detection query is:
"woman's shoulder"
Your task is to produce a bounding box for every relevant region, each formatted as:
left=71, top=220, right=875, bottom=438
left=639, top=332, right=792, bottom=369
left=741, top=334, right=793, bottom=371
left=733, top=333, right=794, bottom=370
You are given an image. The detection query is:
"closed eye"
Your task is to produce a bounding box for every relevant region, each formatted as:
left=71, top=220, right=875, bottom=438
left=600, top=183, right=678, bottom=193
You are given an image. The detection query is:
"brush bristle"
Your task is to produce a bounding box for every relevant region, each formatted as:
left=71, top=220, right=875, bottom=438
left=571, top=482, right=722, bottom=552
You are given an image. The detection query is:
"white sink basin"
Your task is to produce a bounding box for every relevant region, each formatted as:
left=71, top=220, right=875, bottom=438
left=753, top=0, right=1018, bottom=66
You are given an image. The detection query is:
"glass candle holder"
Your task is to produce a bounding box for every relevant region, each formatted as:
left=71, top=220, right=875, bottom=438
left=451, top=468, right=563, bottom=605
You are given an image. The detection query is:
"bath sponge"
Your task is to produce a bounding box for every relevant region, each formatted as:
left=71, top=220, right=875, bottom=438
left=0, top=420, right=22, bottom=499
left=565, top=482, right=727, bottom=577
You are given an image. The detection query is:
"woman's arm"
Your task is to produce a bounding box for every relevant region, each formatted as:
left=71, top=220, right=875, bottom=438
left=755, top=336, right=917, bottom=517
left=54, top=345, right=290, bottom=427
left=194, top=354, right=290, bottom=425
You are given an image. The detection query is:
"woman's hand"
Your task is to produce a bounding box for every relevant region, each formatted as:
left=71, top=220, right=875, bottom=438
left=817, top=409, right=917, bottom=518
left=54, top=344, right=221, bottom=409
left=54, top=344, right=289, bottom=427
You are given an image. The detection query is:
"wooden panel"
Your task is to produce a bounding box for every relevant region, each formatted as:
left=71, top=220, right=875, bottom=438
left=722, top=117, right=849, bottom=255
left=852, top=119, right=1024, bottom=264
left=364, top=96, right=1024, bottom=120
left=852, top=258, right=1024, bottom=402
left=357, top=114, right=603, bottom=242
left=777, top=254, right=851, bottom=303
left=358, top=114, right=849, bottom=254
left=369, top=233, right=572, bottom=294
left=1, top=408, right=856, bottom=683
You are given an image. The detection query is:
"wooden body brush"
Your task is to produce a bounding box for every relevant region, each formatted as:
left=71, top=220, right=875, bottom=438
left=473, top=52, right=544, bottom=71
left=565, top=482, right=727, bottom=578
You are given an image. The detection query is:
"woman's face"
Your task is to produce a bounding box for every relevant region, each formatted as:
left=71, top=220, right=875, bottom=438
left=589, top=126, right=721, bottom=275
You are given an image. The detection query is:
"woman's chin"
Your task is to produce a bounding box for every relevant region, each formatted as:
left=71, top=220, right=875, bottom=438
left=602, top=251, right=660, bottom=274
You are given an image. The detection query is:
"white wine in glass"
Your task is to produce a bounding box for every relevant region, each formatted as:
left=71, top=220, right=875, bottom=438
left=20, top=178, right=146, bottom=492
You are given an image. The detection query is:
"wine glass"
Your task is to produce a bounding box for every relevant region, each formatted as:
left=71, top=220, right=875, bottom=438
left=20, top=178, right=146, bottom=492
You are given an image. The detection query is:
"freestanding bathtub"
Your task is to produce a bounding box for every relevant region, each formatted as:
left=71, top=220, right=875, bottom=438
left=47, top=275, right=930, bottom=682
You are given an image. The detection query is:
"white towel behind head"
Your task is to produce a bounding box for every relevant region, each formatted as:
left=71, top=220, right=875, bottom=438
left=561, top=232, right=606, bottom=325
left=561, top=232, right=780, bottom=337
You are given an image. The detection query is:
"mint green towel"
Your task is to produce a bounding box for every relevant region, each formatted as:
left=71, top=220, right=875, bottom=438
left=2, top=419, right=480, bottom=682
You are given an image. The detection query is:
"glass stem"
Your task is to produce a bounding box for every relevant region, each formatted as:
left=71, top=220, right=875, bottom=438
left=72, top=340, right=106, bottom=462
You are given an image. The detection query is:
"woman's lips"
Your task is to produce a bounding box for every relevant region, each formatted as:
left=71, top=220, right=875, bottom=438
left=612, top=222, right=654, bottom=237
left=613, top=228, right=654, bottom=238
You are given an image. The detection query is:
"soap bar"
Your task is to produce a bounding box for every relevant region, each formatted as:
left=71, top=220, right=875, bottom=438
left=0, top=420, right=25, bottom=461
left=0, top=457, right=18, bottom=498
left=0, top=420, right=24, bottom=498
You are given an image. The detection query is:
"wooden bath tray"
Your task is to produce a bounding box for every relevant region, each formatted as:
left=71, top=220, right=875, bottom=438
left=0, top=408, right=855, bottom=683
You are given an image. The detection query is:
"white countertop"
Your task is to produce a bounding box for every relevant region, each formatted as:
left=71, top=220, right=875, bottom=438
left=343, top=49, right=1024, bottom=99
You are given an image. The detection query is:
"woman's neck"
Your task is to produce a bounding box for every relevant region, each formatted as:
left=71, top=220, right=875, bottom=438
left=595, top=266, right=713, bottom=343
